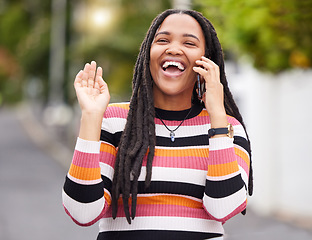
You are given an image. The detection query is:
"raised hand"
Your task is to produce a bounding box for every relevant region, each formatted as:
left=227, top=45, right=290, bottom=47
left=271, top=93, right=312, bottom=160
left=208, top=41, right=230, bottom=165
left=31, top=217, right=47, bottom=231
left=74, top=61, right=110, bottom=115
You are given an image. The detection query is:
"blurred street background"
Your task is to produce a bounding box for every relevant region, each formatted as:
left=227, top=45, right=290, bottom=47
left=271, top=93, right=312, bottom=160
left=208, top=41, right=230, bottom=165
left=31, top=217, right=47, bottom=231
left=1, top=0, right=312, bottom=239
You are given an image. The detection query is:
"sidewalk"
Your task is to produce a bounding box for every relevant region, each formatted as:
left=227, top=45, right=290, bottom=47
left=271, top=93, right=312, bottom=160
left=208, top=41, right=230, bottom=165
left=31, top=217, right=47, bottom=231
left=1, top=105, right=312, bottom=240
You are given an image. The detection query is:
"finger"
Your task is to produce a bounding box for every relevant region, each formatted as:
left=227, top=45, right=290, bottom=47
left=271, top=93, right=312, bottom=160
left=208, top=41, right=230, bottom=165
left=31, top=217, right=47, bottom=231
left=200, top=56, right=220, bottom=81
left=94, top=66, right=103, bottom=89
left=87, top=61, right=97, bottom=88
left=74, top=70, right=84, bottom=88
left=82, top=63, right=89, bottom=87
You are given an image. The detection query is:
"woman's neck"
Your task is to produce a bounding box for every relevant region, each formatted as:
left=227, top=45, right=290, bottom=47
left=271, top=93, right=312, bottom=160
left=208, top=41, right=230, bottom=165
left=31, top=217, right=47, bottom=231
left=153, top=93, right=193, bottom=111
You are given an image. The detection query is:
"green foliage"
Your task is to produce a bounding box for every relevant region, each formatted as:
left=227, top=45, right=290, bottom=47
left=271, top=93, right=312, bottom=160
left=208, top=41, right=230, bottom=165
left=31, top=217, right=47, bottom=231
left=194, top=0, right=312, bottom=73
left=0, top=0, right=51, bottom=104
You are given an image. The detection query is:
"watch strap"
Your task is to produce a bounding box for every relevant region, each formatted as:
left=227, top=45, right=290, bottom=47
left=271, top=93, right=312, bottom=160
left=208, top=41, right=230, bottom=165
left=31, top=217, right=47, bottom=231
left=208, top=127, right=228, bottom=138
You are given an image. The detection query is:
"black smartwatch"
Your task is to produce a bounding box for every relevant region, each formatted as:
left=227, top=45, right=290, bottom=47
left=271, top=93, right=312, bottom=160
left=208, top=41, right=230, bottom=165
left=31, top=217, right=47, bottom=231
left=208, top=124, right=234, bottom=138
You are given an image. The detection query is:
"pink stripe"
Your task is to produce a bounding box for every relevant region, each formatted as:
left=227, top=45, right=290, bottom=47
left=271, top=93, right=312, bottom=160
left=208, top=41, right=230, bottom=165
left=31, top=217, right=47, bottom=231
left=208, top=148, right=236, bottom=165
left=236, top=156, right=249, bottom=177
left=142, top=155, right=209, bottom=170
left=103, top=204, right=214, bottom=220
left=104, top=106, right=128, bottom=119
left=100, top=152, right=116, bottom=168
left=72, top=151, right=100, bottom=168
left=63, top=200, right=110, bottom=227
left=154, top=115, right=241, bottom=127
left=204, top=201, right=247, bottom=223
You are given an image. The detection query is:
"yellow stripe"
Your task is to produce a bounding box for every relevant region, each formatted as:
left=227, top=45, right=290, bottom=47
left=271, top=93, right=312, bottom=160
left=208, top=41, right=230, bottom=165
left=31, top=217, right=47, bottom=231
left=68, top=164, right=101, bottom=181
left=207, top=161, right=239, bottom=177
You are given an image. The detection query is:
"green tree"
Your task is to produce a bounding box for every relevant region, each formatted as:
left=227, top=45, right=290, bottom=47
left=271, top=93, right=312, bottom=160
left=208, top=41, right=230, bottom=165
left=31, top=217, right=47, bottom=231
left=0, top=0, right=51, bottom=104
left=194, top=0, right=312, bottom=73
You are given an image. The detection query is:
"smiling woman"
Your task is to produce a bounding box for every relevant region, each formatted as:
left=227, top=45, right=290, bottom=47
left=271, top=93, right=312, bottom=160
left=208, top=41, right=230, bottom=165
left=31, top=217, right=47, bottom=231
left=62, top=9, right=253, bottom=240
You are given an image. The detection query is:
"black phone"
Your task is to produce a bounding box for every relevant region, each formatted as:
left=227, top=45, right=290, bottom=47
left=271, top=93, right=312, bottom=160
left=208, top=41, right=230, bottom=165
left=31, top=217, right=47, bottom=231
left=197, top=74, right=205, bottom=100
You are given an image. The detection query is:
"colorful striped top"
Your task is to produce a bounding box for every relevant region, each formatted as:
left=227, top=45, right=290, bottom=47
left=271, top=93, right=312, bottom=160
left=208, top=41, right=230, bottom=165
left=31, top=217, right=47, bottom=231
left=62, top=102, right=251, bottom=240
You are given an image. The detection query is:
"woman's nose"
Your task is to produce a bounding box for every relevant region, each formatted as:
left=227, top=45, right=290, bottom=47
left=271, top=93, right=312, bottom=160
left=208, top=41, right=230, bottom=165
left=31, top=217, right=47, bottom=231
left=165, top=46, right=183, bottom=55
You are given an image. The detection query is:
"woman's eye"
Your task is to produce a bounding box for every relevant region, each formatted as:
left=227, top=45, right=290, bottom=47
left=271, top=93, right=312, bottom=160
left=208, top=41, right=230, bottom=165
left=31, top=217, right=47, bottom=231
left=156, top=38, right=169, bottom=43
left=185, top=42, right=196, bottom=46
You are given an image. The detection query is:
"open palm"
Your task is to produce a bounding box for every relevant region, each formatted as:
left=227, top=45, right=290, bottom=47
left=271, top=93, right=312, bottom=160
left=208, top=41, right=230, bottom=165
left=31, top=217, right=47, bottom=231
left=74, top=61, right=110, bottom=115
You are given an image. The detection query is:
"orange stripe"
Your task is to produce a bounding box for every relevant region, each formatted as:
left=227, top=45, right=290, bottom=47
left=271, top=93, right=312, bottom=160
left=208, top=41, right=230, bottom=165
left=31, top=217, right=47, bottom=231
left=68, top=164, right=101, bottom=181
left=197, top=110, right=209, bottom=117
left=155, top=148, right=209, bottom=158
left=235, top=148, right=250, bottom=167
left=100, top=142, right=117, bottom=157
left=104, top=190, right=112, bottom=205
left=207, top=161, right=239, bottom=177
left=109, top=102, right=129, bottom=110
left=118, top=195, right=202, bottom=209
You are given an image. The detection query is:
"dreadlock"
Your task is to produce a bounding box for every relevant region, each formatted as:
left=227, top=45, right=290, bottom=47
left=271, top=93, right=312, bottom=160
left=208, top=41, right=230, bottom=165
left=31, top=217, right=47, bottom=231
left=111, top=9, right=253, bottom=224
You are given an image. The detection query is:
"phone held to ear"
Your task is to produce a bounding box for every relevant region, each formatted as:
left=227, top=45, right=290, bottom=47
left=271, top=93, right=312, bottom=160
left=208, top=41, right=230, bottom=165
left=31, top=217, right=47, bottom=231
left=197, top=74, right=205, bottom=100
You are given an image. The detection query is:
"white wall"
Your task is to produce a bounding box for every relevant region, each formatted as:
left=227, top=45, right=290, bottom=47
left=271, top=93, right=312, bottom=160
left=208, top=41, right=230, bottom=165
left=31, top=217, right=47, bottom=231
left=226, top=61, right=312, bottom=218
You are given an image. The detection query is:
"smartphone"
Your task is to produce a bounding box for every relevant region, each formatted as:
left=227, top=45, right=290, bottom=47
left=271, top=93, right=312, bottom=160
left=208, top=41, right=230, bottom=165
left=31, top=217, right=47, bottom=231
left=197, top=74, right=205, bottom=100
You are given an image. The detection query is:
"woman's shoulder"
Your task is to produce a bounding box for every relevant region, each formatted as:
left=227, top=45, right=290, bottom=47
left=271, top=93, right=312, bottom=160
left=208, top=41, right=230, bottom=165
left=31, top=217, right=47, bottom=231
left=104, top=102, right=130, bottom=119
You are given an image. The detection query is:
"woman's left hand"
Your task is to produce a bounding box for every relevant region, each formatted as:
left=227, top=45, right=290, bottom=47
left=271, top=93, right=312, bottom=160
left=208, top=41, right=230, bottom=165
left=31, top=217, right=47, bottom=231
left=193, top=56, right=228, bottom=128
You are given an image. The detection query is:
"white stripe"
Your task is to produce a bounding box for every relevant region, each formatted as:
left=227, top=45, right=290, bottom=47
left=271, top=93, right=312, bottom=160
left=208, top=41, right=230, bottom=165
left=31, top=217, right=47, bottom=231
left=156, top=123, right=209, bottom=139
left=100, top=162, right=114, bottom=180
left=75, top=137, right=101, bottom=154
left=62, top=190, right=105, bottom=224
left=209, top=137, right=234, bottom=151
left=233, top=124, right=247, bottom=139
left=206, top=171, right=240, bottom=182
left=99, top=216, right=224, bottom=234
left=138, top=166, right=206, bottom=186
left=239, top=165, right=248, bottom=186
left=156, top=145, right=209, bottom=150
left=67, top=173, right=102, bottom=185
left=102, top=117, right=126, bottom=133
left=203, top=187, right=246, bottom=219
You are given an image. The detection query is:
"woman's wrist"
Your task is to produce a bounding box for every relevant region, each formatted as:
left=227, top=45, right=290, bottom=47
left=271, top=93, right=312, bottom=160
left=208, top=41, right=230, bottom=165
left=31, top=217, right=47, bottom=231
left=209, top=110, right=228, bottom=128
left=78, top=111, right=104, bottom=141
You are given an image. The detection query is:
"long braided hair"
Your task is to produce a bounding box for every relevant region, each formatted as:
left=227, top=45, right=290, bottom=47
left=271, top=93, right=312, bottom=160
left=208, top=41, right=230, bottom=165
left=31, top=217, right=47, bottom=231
left=111, top=9, right=253, bottom=224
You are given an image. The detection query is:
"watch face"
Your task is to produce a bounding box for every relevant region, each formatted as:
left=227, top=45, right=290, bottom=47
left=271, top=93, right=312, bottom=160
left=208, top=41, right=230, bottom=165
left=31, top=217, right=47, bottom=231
left=227, top=124, right=234, bottom=138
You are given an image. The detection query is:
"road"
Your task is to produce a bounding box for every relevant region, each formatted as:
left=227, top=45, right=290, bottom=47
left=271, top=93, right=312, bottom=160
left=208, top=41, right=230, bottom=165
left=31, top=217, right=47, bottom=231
left=0, top=106, right=311, bottom=240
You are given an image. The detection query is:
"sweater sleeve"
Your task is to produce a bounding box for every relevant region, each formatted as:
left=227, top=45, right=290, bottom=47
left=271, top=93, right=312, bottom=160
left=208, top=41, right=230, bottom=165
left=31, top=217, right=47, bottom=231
left=62, top=137, right=115, bottom=226
left=203, top=117, right=250, bottom=223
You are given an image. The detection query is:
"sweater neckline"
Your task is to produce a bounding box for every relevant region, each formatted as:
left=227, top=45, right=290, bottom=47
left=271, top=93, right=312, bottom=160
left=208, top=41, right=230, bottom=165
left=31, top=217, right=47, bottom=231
left=155, top=103, right=203, bottom=121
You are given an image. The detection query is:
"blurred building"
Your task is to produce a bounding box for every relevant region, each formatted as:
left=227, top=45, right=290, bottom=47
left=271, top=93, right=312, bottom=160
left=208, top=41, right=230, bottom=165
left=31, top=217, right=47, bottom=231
left=226, top=60, right=312, bottom=227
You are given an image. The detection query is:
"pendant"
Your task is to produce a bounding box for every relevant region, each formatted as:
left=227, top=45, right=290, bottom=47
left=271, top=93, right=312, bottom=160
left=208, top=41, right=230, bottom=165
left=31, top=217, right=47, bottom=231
left=170, top=131, right=175, bottom=142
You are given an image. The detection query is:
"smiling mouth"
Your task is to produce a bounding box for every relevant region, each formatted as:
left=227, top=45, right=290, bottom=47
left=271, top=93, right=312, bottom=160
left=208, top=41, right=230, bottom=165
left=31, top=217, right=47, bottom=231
left=162, top=61, right=185, bottom=74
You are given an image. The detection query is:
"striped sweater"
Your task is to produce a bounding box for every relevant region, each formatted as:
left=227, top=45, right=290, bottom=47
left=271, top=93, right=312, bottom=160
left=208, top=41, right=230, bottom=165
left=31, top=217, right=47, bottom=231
left=62, top=102, right=250, bottom=240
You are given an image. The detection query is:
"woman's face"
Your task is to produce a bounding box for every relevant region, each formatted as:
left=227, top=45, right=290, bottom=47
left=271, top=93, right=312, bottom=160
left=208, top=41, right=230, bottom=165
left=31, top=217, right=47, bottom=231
left=150, top=13, right=205, bottom=107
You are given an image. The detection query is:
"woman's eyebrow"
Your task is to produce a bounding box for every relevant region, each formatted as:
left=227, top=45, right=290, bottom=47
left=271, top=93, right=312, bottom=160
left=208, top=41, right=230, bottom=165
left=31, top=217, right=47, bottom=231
left=155, top=31, right=170, bottom=37
left=183, top=33, right=200, bottom=41
left=155, top=31, right=200, bottom=42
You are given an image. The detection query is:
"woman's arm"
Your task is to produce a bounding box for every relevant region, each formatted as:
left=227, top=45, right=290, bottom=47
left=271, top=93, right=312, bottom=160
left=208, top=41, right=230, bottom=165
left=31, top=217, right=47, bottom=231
left=62, top=61, right=112, bottom=226
left=203, top=118, right=250, bottom=223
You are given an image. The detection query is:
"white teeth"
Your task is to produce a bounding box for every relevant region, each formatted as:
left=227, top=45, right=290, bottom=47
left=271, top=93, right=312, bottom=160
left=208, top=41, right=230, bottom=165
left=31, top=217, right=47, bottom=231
left=162, top=61, right=185, bottom=71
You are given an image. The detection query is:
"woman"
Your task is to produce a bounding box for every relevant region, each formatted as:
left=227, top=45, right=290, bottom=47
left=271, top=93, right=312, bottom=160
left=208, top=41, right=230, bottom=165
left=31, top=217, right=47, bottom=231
left=62, top=9, right=252, bottom=240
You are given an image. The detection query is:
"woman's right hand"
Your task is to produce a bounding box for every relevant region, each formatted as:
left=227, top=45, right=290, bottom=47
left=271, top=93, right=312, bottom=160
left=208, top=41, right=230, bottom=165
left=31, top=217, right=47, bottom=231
left=74, top=61, right=110, bottom=115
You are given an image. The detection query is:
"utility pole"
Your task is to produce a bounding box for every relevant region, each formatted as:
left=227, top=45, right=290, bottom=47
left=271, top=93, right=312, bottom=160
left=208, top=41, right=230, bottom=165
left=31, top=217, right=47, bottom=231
left=48, top=0, right=67, bottom=105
